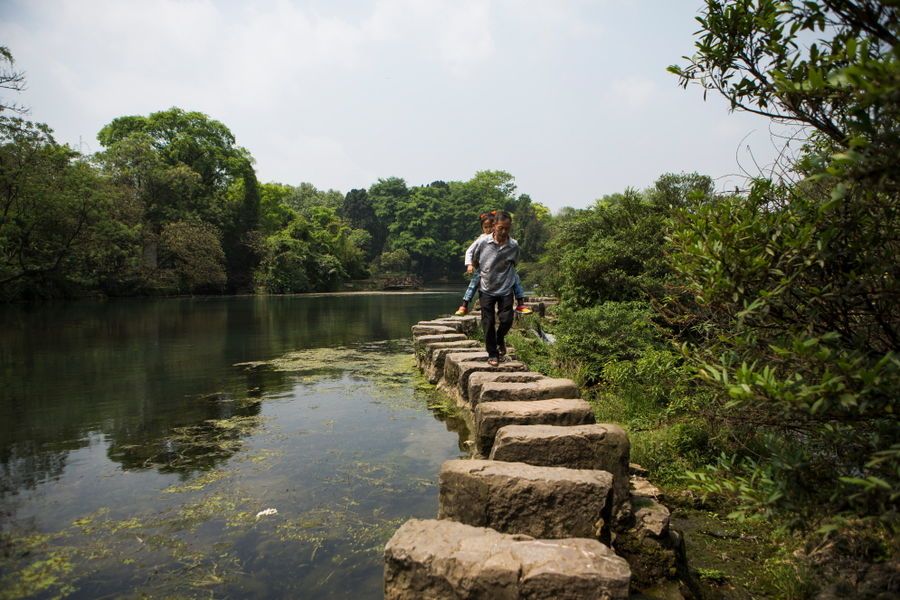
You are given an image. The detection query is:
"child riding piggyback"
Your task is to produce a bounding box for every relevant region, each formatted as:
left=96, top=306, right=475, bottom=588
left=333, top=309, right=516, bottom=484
left=454, top=210, right=532, bottom=316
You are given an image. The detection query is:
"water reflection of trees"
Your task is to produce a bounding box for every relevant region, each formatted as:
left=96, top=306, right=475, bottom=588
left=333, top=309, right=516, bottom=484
left=106, top=394, right=265, bottom=474
left=0, top=294, right=454, bottom=490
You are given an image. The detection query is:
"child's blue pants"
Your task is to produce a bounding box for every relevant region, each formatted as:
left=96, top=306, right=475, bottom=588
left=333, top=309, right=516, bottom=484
left=462, top=273, right=525, bottom=303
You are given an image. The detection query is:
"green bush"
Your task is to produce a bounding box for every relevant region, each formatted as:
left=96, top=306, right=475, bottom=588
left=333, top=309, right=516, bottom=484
left=552, top=301, right=663, bottom=386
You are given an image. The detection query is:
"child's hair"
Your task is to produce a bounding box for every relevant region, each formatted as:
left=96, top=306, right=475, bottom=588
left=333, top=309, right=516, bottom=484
left=494, top=210, right=512, bottom=223
left=479, top=211, right=496, bottom=224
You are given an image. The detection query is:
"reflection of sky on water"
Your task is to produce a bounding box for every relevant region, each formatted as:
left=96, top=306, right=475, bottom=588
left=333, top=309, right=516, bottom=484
left=402, top=427, right=465, bottom=472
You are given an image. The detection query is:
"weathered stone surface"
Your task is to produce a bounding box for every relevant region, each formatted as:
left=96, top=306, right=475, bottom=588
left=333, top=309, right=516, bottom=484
left=467, top=372, right=547, bottom=404
left=474, top=399, right=595, bottom=455
left=611, top=519, right=679, bottom=589
left=413, top=333, right=466, bottom=353
left=475, top=378, right=580, bottom=405
left=416, top=340, right=480, bottom=377
left=425, top=349, right=488, bottom=384
left=630, top=476, right=669, bottom=537
left=610, top=476, right=679, bottom=590
left=630, top=475, right=662, bottom=500
left=631, top=495, right=670, bottom=538
left=438, top=459, right=613, bottom=540
left=415, top=339, right=480, bottom=370
left=424, top=339, right=481, bottom=358
left=441, top=355, right=526, bottom=399
left=428, top=316, right=478, bottom=334
left=489, top=424, right=631, bottom=511
left=457, top=361, right=526, bottom=401
left=412, top=324, right=457, bottom=336
left=384, top=518, right=631, bottom=600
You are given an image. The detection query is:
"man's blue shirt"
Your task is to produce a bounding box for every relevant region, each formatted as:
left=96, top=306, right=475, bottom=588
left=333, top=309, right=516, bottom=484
left=472, top=236, right=520, bottom=297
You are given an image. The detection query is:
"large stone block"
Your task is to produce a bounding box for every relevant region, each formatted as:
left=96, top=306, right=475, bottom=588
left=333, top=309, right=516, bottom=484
left=438, top=459, right=613, bottom=539
left=455, top=360, right=526, bottom=401
left=428, top=316, right=478, bottom=334
left=413, top=333, right=466, bottom=353
left=475, top=378, right=580, bottom=405
left=489, top=424, right=631, bottom=512
left=416, top=340, right=481, bottom=375
left=412, top=324, right=457, bottom=336
left=425, top=349, right=488, bottom=384
left=474, top=399, right=595, bottom=455
left=415, top=339, right=479, bottom=369
left=467, top=372, right=547, bottom=404
left=384, top=518, right=631, bottom=600
left=441, top=355, right=526, bottom=398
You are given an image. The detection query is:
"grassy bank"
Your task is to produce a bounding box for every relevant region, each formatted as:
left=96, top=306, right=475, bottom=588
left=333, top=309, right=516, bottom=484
left=506, top=313, right=895, bottom=599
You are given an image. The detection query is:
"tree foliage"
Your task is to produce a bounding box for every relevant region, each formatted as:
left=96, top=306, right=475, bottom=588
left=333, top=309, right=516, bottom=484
left=97, top=108, right=259, bottom=291
left=0, top=118, right=128, bottom=300
left=538, top=174, right=713, bottom=308
left=0, top=46, right=26, bottom=114
left=667, top=0, right=899, bottom=526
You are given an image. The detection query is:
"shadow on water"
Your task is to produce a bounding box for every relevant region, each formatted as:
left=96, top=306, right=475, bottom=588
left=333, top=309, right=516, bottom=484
left=0, top=293, right=467, bottom=598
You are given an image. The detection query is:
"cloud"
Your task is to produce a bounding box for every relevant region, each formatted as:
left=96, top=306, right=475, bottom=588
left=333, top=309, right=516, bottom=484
left=605, top=76, right=657, bottom=110
left=364, top=0, right=495, bottom=75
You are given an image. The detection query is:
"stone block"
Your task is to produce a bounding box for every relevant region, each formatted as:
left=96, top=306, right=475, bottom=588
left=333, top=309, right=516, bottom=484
left=384, top=518, right=631, bottom=599
left=412, top=324, right=457, bottom=336
left=467, top=371, right=547, bottom=405
left=425, top=349, right=488, bottom=384
left=415, top=339, right=480, bottom=372
left=441, top=354, right=525, bottom=394
left=413, top=333, right=466, bottom=353
left=428, top=316, right=478, bottom=334
left=489, top=424, right=631, bottom=512
left=630, top=476, right=669, bottom=538
left=438, top=459, right=613, bottom=539
left=475, top=378, right=580, bottom=405
left=474, top=399, right=595, bottom=455
left=450, top=359, right=527, bottom=401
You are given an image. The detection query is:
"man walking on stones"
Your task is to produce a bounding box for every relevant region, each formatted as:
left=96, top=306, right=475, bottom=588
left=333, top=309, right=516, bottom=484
left=471, top=210, right=520, bottom=367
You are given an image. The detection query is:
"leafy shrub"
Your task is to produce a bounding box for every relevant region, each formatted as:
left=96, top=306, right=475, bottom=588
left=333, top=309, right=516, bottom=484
left=552, top=301, right=663, bottom=386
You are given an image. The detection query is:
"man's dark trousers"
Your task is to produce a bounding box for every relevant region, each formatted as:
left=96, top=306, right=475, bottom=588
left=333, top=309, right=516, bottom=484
left=480, top=292, right=514, bottom=359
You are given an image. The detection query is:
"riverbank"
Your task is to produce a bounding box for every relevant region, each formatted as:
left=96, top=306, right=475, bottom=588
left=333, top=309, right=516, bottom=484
left=504, top=311, right=898, bottom=599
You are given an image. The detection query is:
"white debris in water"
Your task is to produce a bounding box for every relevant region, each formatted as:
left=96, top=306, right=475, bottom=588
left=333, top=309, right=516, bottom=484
left=256, top=508, right=278, bottom=519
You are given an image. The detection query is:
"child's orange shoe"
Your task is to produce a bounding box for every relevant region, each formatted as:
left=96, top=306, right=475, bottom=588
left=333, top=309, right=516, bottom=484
left=454, top=305, right=468, bottom=316
left=515, top=304, right=533, bottom=315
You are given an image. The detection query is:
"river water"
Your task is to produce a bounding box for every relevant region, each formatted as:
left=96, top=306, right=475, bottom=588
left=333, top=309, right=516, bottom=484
left=0, top=292, right=468, bottom=598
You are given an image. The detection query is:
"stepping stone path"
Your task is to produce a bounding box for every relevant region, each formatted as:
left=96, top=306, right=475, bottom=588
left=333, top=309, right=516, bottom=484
left=385, top=519, right=631, bottom=600
left=387, top=307, right=685, bottom=599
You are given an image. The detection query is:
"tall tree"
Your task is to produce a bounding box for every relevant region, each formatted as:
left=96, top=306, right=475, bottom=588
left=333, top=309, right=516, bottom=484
left=96, top=108, right=257, bottom=289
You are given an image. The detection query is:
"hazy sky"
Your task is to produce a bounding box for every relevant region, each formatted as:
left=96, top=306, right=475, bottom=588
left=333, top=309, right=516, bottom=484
left=1, top=0, right=785, bottom=211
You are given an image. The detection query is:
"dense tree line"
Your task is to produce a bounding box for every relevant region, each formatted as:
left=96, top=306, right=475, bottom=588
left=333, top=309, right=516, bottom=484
left=0, top=51, right=551, bottom=301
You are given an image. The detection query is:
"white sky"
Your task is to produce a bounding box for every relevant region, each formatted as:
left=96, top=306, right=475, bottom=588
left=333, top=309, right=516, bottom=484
left=0, top=0, right=788, bottom=211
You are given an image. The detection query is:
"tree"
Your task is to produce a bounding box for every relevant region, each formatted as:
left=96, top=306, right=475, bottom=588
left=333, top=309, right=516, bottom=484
left=157, top=221, right=227, bottom=293
left=0, top=118, right=124, bottom=299
left=0, top=46, right=26, bottom=114
left=539, top=173, right=712, bottom=308
left=341, top=188, right=384, bottom=261
left=96, top=108, right=257, bottom=290
left=667, top=0, right=899, bottom=525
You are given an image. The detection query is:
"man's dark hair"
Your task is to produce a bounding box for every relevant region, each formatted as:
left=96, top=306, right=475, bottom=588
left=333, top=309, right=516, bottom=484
left=494, top=210, right=512, bottom=223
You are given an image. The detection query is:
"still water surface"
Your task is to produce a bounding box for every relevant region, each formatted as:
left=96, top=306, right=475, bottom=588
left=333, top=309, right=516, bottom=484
left=0, top=293, right=466, bottom=598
